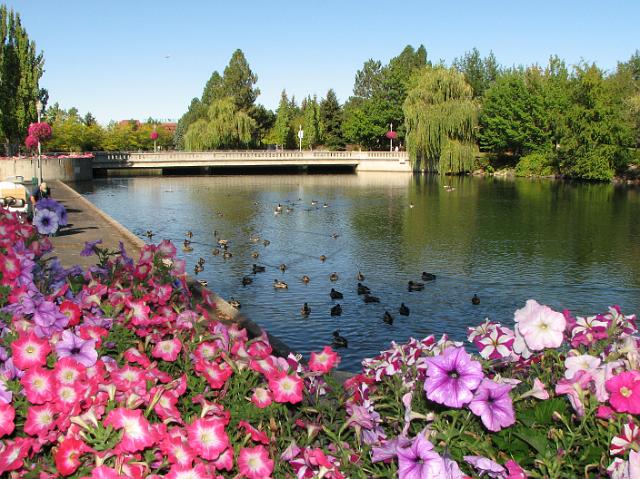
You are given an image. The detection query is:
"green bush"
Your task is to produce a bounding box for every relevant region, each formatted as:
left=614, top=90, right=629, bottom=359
left=515, top=152, right=556, bottom=177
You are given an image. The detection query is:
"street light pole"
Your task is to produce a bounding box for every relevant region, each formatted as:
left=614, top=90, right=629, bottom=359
left=36, top=100, right=43, bottom=183
left=389, top=123, right=393, bottom=152
left=298, top=125, right=304, bottom=152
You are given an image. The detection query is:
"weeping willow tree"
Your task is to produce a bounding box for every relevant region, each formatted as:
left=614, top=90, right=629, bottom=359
left=184, top=97, right=256, bottom=150
left=403, top=67, right=479, bottom=173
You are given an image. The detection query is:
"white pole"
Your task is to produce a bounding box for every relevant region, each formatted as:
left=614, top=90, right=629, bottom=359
left=36, top=100, right=43, bottom=183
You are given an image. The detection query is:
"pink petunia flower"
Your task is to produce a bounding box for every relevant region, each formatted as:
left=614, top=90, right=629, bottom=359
left=103, top=407, right=156, bottom=453
left=21, top=366, right=55, bottom=404
left=55, top=437, right=92, bottom=476
left=606, top=371, right=640, bottom=414
left=611, top=420, right=640, bottom=456
left=152, top=338, right=182, bottom=362
left=564, top=354, right=601, bottom=380
left=555, top=370, right=593, bottom=417
left=24, top=403, right=57, bottom=436
left=10, top=331, right=51, bottom=370
left=0, top=403, right=15, bottom=437
left=239, top=420, right=270, bottom=445
left=0, top=437, right=32, bottom=473
left=268, top=371, right=304, bottom=404
left=238, top=445, right=274, bottom=479
left=213, top=447, right=234, bottom=471
left=309, top=346, right=341, bottom=373
left=515, top=299, right=566, bottom=351
left=187, top=417, right=229, bottom=460
left=250, top=387, right=273, bottom=409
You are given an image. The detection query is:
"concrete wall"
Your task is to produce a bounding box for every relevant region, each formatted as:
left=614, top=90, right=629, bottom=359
left=357, top=159, right=413, bottom=172
left=0, top=157, right=93, bottom=182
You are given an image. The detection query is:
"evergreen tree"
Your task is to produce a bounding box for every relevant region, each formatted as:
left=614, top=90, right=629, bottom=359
left=453, top=48, right=500, bottom=98
left=320, top=89, right=344, bottom=150
left=221, top=49, right=259, bottom=112
left=271, top=90, right=295, bottom=148
left=0, top=5, right=44, bottom=154
left=201, top=71, right=224, bottom=105
left=302, top=95, right=322, bottom=149
left=174, top=98, right=208, bottom=149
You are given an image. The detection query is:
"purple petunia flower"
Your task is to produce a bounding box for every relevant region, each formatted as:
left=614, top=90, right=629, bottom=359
left=33, top=209, right=59, bottom=235
left=468, top=379, right=516, bottom=432
left=397, top=433, right=452, bottom=479
left=80, top=239, right=103, bottom=257
left=371, top=436, right=412, bottom=463
left=464, top=455, right=506, bottom=478
left=424, top=347, right=484, bottom=408
left=32, top=299, right=69, bottom=337
left=55, top=330, right=98, bottom=367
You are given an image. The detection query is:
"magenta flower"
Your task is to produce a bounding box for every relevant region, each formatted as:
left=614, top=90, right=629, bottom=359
left=25, top=135, right=38, bottom=150
left=468, top=379, right=516, bottom=431
left=397, top=433, right=450, bottom=479
left=464, top=455, right=506, bottom=478
left=55, top=330, right=98, bottom=367
left=32, top=299, right=69, bottom=337
left=424, top=347, right=483, bottom=408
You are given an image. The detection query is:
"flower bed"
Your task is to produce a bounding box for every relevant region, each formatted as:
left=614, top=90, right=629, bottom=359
left=0, top=207, right=637, bottom=478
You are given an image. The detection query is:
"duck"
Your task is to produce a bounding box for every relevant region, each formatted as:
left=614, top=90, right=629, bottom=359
left=273, top=279, right=288, bottom=289
left=301, top=303, right=311, bottom=316
left=145, top=230, right=154, bottom=240
left=311, top=200, right=318, bottom=206
left=329, top=288, right=343, bottom=300
left=279, top=263, right=287, bottom=272
left=301, top=275, right=310, bottom=284
left=409, top=203, right=415, bottom=209
left=217, top=212, right=224, bottom=217
left=363, top=294, right=380, bottom=303
left=408, top=281, right=425, bottom=292
left=421, top=272, right=436, bottom=281
left=213, top=230, right=219, bottom=237
left=331, top=233, right=339, bottom=239
left=323, top=203, right=329, bottom=208
left=357, top=283, right=371, bottom=295
left=383, top=311, right=394, bottom=325
left=228, top=298, right=241, bottom=309
left=212, top=248, right=220, bottom=256
left=185, top=230, right=193, bottom=239
left=249, top=235, right=260, bottom=244
left=217, top=239, right=229, bottom=247
left=251, top=251, right=260, bottom=259
left=252, top=264, right=266, bottom=273
left=242, top=276, right=253, bottom=286
left=182, top=244, right=193, bottom=253
left=197, top=257, right=205, bottom=266
left=472, top=294, right=481, bottom=305
left=399, top=303, right=410, bottom=316
left=332, top=330, right=348, bottom=348
left=330, top=304, right=342, bottom=316
left=319, top=255, right=327, bottom=262
left=274, top=203, right=283, bottom=214
left=329, top=272, right=339, bottom=282
left=222, top=251, right=232, bottom=259
left=194, top=264, right=203, bottom=274
left=263, top=239, right=270, bottom=247
left=356, top=271, right=365, bottom=281
left=197, top=279, right=208, bottom=287
left=286, top=206, right=294, bottom=213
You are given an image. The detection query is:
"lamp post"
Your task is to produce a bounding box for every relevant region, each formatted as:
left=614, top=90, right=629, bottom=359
left=36, top=99, right=43, bottom=183
left=297, top=125, right=304, bottom=152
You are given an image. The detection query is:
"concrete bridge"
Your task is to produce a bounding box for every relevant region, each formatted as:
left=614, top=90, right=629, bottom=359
left=92, top=150, right=412, bottom=174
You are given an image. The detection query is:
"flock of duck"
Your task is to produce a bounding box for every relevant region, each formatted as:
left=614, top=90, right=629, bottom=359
left=144, top=194, right=480, bottom=350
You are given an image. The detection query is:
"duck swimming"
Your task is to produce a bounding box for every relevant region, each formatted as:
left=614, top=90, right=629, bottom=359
left=251, top=251, right=260, bottom=259
left=399, top=303, right=410, bottom=316
left=217, top=239, right=229, bottom=247
left=356, top=271, right=365, bottom=281
left=242, top=276, right=253, bottom=286
left=222, top=251, right=232, bottom=259
left=194, top=264, right=203, bottom=274
left=197, top=257, right=205, bottom=266
left=331, top=233, right=339, bottom=239
left=332, top=330, right=348, bottom=348
left=363, top=294, right=380, bottom=303
left=212, top=248, right=220, bottom=256
left=252, top=264, right=266, bottom=273
left=472, top=294, right=480, bottom=305
left=329, top=272, right=339, bottom=282
left=301, top=275, right=310, bottom=283
left=228, top=298, right=241, bottom=309
left=279, top=263, right=287, bottom=272
left=320, top=255, right=327, bottom=262
left=330, top=304, right=342, bottom=316
left=145, top=230, right=154, bottom=240
left=330, top=288, right=343, bottom=299
left=273, top=279, right=288, bottom=289
left=263, top=239, right=270, bottom=247
left=408, top=281, right=425, bottom=292
left=421, top=272, right=436, bottom=281
left=182, top=243, right=193, bottom=253
left=301, top=303, right=311, bottom=316
left=197, top=279, right=208, bottom=287
left=185, top=230, right=193, bottom=239
left=357, top=283, right=371, bottom=295
left=383, top=311, right=394, bottom=325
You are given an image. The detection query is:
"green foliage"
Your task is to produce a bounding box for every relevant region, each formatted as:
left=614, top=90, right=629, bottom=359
left=320, top=89, right=344, bottom=150
left=0, top=5, right=44, bottom=154
left=453, top=48, right=500, bottom=98
left=404, top=66, right=479, bottom=173
left=184, top=97, right=256, bottom=150
left=268, top=90, right=295, bottom=148
left=515, top=151, right=556, bottom=177
left=174, top=98, right=208, bottom=150
left=302, top=95, right=322, bottom=149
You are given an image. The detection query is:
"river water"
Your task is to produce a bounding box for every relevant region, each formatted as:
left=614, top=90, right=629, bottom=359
left=76, top=173, right=640, bottom=371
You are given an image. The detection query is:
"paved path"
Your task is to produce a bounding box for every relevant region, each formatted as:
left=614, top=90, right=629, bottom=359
left=47, top=180, right=145, bottom=269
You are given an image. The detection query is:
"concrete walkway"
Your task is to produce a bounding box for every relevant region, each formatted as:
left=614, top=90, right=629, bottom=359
left=47, top=180, right=145, bottom=269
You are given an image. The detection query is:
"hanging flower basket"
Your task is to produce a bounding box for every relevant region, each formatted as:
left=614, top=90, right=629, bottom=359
left=385, top=131, right=397, bottom=140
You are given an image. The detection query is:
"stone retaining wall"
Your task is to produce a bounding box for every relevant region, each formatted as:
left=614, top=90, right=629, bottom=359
left=0, top=157, right=93, bottom=182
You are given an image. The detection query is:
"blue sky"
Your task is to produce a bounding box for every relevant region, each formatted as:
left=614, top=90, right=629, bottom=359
left=6, top=1, right=639, bottom=124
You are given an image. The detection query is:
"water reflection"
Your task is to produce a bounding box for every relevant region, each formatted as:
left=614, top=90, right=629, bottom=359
left=77, top=173, right=640, bottom=371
